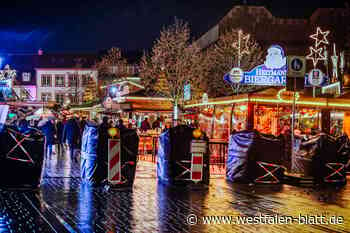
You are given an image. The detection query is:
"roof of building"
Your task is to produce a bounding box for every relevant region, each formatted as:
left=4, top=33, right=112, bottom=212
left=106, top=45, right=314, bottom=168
left=3, top=53, right=98, bottom=86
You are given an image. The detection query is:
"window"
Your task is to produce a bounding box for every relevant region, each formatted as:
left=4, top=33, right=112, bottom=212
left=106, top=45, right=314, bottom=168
left=55, top=93, right=65, bottom=104
left=82, top=75, right=91, bottom=86
left=70, top=94, right=80, bottom=104
left=55, top=75, right=65, bottom=87
left=41, top=75, right=52, bottom=87
left=68, top=74, right=79, bottom=87
left=22, top=72, right=31, bottom=82
left=41, top=93, right=52, bottom=102
left=109, top=66, right=118, bottom=74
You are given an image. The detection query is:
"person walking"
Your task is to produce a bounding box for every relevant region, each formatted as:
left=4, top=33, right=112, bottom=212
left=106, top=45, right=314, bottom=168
left=62, top=116, right=81, bottom=162
left=38, top=118, right=56, bottom=159
left=55, top=119, right=64, bottom=156
left=116, top=119, right=126, bottom=130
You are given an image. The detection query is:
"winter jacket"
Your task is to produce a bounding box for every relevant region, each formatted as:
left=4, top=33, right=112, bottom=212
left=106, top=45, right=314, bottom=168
left=81, top=121, right=99, bottom=159
left=56, top=121, right=64, bottom=143
left=39, top=120, right=56, bottom=145
left=62, top=119, right=81, bottom=145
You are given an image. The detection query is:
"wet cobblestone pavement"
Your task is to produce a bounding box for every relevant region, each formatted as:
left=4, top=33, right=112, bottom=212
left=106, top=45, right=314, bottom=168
left=1, top=152, right=350, bottom=232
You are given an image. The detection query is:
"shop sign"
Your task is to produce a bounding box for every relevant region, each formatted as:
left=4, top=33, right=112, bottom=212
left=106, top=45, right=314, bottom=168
left=287, top=56, right=306, bottom=78
left=306, top=69, right=326, bottom=87
left=224, top=45, right=287, bottom=86
left=191, top=140, right=207, bottom=153
left=228, top=67, right=244, bottom=83
left=184, top=83, right=191, bottom=101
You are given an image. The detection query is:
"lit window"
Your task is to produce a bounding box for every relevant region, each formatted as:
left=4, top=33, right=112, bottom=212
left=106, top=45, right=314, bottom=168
left=22, top=72, right=31, bottom=82
left=55, top=75, right=65, bottom=87
left=41, top=75, right=52, bottom=87
left=68, top=74, right=79, bottom=87
left=55, top=93, right=65, bottom=104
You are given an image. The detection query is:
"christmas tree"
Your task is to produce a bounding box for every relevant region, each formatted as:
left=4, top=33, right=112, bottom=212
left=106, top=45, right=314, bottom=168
left=83, top=76, right=97, bottom=103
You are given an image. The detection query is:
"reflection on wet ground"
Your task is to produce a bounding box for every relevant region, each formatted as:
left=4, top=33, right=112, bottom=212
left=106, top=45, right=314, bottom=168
left=0, top=151, right=350, bottom=232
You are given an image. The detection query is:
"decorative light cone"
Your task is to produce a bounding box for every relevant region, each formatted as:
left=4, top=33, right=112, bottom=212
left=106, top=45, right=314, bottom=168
left=108, top=127, right=120, bottom=138
left=343, top=73, right=350, bottom=87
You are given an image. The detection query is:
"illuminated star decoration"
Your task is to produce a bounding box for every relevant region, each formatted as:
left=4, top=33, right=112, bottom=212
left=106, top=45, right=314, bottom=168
left=306, top=27, right=330, bottom=68
left=310, top=27, right=330, bottom=48
left=232, top=29, right=251, bottom=67
left=306, top=47, right=327, bottom=67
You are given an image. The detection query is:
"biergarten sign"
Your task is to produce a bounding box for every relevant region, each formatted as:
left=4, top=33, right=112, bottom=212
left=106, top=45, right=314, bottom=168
left=224, top=45, right=287, bottom=86
left=224, top=45, right=329, bottom=87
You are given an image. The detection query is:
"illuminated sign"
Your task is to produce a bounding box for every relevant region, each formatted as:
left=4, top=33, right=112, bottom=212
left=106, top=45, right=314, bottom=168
left=228, top=67, right=243, bottom=83
left=224, top=45, right=287, bottom=86
left=107, top=84, right=129, bottom=102
left=224, top=45, right=329, bottom=87
left=322, top=82, right=340, bottom=96
left=307, top=69, right=325, bottom=87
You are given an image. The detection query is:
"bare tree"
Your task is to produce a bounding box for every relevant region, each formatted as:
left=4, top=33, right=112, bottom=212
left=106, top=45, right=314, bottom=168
left=95, top=47, right=131, bottom=84
left=203, top=28, right=265, bottom=97
left=139, top=18, right=205, bottom=121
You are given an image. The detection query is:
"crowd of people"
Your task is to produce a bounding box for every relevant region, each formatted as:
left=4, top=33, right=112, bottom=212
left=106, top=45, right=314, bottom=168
left=13, top=115, right=199, bottom=165
left=13, top=115, right=125, bottom=162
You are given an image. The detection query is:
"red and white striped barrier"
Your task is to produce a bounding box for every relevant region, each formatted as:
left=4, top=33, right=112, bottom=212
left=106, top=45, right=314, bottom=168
left=190, top=140, right=207, bottom=182
left=108, top=139, right=121, bottom=184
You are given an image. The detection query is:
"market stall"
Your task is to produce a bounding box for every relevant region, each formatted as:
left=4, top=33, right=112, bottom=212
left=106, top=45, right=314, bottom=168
left=185, top=87, right=350, bottom=140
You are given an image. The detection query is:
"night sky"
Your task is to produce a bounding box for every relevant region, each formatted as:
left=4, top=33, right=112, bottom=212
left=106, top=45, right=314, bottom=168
left=0, top=0, right=347, bottom=54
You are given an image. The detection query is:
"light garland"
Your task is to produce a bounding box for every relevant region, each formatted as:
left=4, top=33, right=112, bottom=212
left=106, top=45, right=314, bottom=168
left=277, top=88, right=300, bottom=102
left=231, top=29, right=251, bottom=67
left=309, top=27, right=329, bottom=48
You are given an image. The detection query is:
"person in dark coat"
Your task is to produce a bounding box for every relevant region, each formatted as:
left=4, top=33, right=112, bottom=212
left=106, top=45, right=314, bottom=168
left=141, top=117, right=151, bottom=132
left=116, top=119, right=126, bottom=130
left=80, top=117, right=87, bottom=135
left=152, top=117, right=161, bottom=129
left=80, top=119, right=99, bottom=183
left=38, top=118, right=56, bottom=158
left=56, top=119, right=64, bottom=156
left=17, top=119, right=37, bottom=135
left=63, top=117, right=81, bottom=162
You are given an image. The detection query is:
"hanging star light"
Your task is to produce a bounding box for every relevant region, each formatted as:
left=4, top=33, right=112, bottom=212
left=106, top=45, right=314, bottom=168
left=232, top=29, right=251, bottom=67
left=306, top=47, right=327, bottom=67
left=310, top=27, right=330, bottom=48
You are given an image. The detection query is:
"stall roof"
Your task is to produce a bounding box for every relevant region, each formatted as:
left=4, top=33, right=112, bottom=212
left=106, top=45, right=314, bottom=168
left=184, top=87, right=350, bottom=110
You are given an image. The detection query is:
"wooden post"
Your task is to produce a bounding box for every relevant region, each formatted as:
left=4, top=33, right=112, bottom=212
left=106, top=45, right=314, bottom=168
left=321, top=109, right=331, bottom=134
left=210, top=105, right=216, bottom=139
left=246, top=102, right=255, bottom=130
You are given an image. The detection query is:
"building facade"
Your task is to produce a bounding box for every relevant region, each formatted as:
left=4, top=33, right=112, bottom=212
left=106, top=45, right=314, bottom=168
left=36, top=68, right=98, bottom=105
left=197, top=6, right=350, bottom=57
